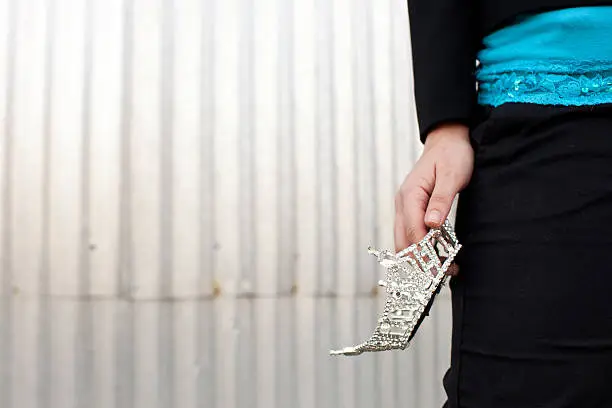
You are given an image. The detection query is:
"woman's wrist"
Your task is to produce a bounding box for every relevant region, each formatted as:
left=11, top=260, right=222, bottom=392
left=424, top=123, right=470, bottom=150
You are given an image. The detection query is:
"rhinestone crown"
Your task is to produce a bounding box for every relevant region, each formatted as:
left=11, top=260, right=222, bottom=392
left=329, top=219, right=461, bottom=356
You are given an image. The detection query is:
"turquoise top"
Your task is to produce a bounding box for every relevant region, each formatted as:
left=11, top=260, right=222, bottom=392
left=476, top=7, right=612, bottom=107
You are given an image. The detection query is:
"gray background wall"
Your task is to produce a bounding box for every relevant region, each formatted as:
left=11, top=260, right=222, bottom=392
left=0, top=0, right=453, bottom=407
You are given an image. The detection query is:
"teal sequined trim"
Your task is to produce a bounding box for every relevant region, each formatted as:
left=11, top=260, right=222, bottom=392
left=475, top=6, right=612, bottom=107
left=478, top=69, right=612, bottom=107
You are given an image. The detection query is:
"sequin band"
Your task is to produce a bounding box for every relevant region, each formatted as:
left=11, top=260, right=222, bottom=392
left=478, top=70, right=612, bottom=107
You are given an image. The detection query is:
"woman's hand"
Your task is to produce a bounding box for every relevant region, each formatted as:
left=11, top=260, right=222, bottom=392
left=394, top=124, right=474, bottom=274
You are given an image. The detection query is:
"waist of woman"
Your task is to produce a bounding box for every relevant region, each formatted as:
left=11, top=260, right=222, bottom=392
left=477, top=62, right=612, bottom=106
left=476, top=6, right=612, bottom=107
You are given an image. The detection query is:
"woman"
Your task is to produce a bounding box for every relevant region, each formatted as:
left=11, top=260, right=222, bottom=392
left=398, top=2, right=612, bottom=407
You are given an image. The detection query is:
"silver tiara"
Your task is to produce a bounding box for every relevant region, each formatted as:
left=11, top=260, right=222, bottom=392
left=330, top=219, right=461, bottom=356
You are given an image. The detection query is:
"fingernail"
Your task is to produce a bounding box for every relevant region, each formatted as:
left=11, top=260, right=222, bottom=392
left=426, top=210, right=441, bottom=225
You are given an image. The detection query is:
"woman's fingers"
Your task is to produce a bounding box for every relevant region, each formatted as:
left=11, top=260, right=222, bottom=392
left=425, top=170, right=459, bottom=229
left=402, top=187, right=429, bottom=245
left=393, top=170, right=432, bottom=253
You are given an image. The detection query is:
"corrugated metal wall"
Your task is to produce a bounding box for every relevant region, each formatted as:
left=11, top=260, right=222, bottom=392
left=0, top=0, right=453, bottom=407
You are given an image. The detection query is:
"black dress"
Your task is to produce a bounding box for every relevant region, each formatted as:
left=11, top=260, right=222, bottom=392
left=443, top=103, right=612, bottom=408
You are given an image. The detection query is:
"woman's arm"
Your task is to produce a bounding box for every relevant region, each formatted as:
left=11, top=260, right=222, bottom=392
left=407, top=0, right=477, bottom=143
left=394, top=2, right=476, bottom=254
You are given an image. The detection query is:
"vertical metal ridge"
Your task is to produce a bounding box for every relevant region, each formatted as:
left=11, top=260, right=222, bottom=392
left=1, top=0, right=15, bottom=296
left=115, top=301, right=135, bottom=408
left=400, top=0, right=420, bottom=166
left=275, top=299, right=296, bottom=408
left=295, top=298, right=316, bottom=408
left=352, top=0, right=378, bottom=295
left=116, top=0, right=135, bottom=406
left=350, top=0, right=361, bottom=296
left=118, top=0, right=134, bottom=300
left=40, top=0, right=55, bottom=305
left=387, top=6, right=400, bottom=408
left=0, top=0, right=16, bottom=405
left=238, top=0, right=256, bottom=296
left=393, top=348, right=400, bottom=407
left=159, top=1, right=175, bottom=405
left=75, top=303, right=94, bottom=408
left=432, top=299, right=444, bottom=407
left=351, top=0, right=360, bottom=298
left=236, top=299, right=257, bottom=408
left=336, top=298, right=355, bottom=408
left=276, top=0, right=296, bottom=294
left=79, top=0, right=94, bottom=306
left=237, top=0, right=257, bottom=401
left=75, top=0, right=94, bottom=405
left=314, top=0, right=323, bottom=297
left=38, top=0, right=55, bottom=405
left=314, top=299, right=324, bottom=408
left=199, top=301, right=215, bottom=408
left=364, top=0, right=378, bottom=254
left=390, top=0, right=408, bottom=182
left=292, top=0, right=316, bottom=295
left=256, top=299, right=275, bottom=408
left=40, top=0, right=58, bottom=297
left=201, top=0, right=216, bottom=402
left=202, top=0, right=215, bottom=297
left=160, top=0, right=174, bottom=300
left=158, top=304, right=174, bottom=408
left=413, top=334, right=422, bottom=405
left=315, top=0, right=338, bottom=296
left=361, top=2, right=381, bottom=402
left=436, top=295, right=453, bottom=406
left=432, top=305, right=441, bottom=403
left=388, top=0, right=398, bottom=191
left=355, top=299, right=377, bottom=408
left=314, top=299, right=338, bottom=408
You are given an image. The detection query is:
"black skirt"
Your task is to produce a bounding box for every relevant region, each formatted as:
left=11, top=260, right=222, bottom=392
left=443, top=103, right=612, bottom=408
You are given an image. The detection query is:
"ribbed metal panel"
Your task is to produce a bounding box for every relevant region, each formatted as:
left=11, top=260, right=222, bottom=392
left=0, top=0, right=452, bottom=407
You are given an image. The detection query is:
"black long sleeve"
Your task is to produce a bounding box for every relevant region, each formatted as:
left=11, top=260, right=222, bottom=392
left=407, top=0, right=477, bottom=143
